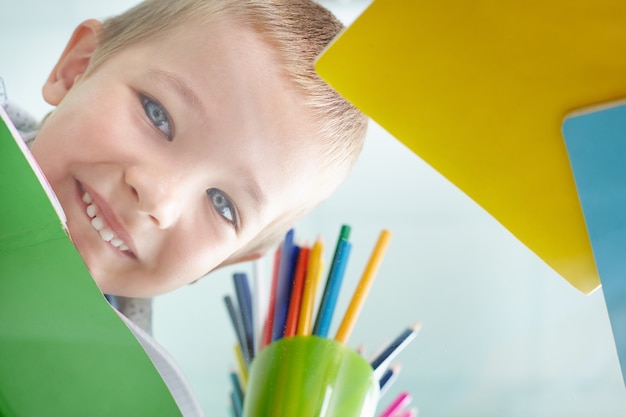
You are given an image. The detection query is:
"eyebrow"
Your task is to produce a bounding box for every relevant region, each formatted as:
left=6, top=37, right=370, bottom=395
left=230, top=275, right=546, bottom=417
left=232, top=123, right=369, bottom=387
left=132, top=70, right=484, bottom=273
left=244, top=176, right=266, bottom=217
left=146, top=68, right=206, bottom=116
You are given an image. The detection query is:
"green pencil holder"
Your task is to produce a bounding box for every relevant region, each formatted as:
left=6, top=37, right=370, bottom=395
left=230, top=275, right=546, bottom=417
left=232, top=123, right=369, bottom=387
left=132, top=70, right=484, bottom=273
left=242, top=336, right=379, bottom=417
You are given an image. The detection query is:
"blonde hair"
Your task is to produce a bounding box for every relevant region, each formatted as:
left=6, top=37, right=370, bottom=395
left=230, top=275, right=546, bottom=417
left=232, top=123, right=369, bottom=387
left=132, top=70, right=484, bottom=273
left=90, top=0, right=368, bottom=259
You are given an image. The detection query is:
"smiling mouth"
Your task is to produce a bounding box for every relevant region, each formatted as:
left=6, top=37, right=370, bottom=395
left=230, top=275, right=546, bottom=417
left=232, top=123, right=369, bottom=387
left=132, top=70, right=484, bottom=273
left=81, top=190, right=132, bottom=254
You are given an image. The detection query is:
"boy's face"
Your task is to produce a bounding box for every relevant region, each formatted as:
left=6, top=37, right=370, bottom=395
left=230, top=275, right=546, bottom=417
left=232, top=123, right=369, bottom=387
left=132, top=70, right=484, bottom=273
left=32, top=18, right=323, bottom=297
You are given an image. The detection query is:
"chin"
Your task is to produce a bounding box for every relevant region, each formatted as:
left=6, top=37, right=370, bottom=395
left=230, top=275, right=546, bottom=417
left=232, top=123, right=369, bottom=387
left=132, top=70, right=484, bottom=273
left=84, top=268, right=110, bottom=294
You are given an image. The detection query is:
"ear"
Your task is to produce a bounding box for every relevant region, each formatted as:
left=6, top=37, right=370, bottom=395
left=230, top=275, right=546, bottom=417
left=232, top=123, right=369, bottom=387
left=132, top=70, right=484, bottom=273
left=43, top=19, right=102, bottom=105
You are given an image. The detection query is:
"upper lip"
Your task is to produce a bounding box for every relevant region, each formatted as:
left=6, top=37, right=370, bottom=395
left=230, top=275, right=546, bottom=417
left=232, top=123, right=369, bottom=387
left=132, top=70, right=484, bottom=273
left=79, top=181, right=139, bottom=258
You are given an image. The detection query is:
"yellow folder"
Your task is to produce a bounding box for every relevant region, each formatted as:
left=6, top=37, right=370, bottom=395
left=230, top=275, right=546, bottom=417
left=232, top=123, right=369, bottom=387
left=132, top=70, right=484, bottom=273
left=316, top=0, right=626, bottom=294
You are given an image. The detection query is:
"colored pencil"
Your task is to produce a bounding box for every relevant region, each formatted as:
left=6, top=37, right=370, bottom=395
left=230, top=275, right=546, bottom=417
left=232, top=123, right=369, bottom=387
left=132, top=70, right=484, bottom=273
left=233, top=272, right=254, bottom=360
left=367, top=338, right=391, bottom=362
left=297, top=238, right=324, bottom=336
left=262, top=247, right=281, bottom=348
left=233, top=343, right=248, bottom=388
left=314, top=238, right=352, bottom=337
left=399, top=408, right=418, bottom=417
left=252, top=258, right=267, bottom=354
left=230, top=391, right=242, bottom=417
left=379, top=363, right=401, bottom=398
left=371, top=322, right=421, bottom=380
left=312, top=224, right=351, bottom=334
left=335, top=229, right=392, bottom=343
left=224, top=295, right=249, bottom=364
left=284, top=246, right=310, bottom=337
left=378, top=391, right=412, bottom=417
left=271, top=230, right=298, bottom=341
left=229, top=370, right=244, bottom=412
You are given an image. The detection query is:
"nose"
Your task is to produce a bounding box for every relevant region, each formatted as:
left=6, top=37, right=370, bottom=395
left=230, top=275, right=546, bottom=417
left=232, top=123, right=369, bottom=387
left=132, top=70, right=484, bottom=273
left=124, top=164, right=182, bottom=229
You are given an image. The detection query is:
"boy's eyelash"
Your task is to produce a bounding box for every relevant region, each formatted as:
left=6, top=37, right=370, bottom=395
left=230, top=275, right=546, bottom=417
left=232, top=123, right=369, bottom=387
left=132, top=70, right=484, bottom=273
left=140, top=93, right=174, bottom=140
left=207, top=188, right=239, bottom=231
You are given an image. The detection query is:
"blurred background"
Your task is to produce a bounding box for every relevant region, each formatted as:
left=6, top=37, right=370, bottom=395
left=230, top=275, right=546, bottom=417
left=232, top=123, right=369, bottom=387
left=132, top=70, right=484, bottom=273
left=2, top=0, right=625, bottom=415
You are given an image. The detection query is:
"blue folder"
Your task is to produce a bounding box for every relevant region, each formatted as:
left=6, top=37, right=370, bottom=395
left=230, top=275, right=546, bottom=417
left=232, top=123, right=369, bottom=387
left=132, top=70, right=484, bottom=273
left=562, top=101, right=626, bottom=385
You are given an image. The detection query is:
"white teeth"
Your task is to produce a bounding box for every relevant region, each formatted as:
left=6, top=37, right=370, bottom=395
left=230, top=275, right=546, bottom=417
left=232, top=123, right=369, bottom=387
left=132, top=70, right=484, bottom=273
left=86, top=204, right=97, bottom=218
left=91, top=217, right=104, bottom=231
left=99, top=228, right=115, bottom=242
left=83, top=191, right=130, bottom=252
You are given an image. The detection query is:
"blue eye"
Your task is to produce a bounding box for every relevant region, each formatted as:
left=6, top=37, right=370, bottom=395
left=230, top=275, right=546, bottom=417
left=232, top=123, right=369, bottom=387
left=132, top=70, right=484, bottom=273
left=207, top=188, right=238, bottom=228
left=141, top=94, right=173, bottom=140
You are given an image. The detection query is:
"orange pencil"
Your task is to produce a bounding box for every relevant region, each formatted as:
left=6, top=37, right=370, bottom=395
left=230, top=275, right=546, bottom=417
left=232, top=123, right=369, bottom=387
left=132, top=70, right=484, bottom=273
left=297, top=238, right=324, bottom=336
left=335, top=229, right=392, bottom=343
left=284, top=246, right=310, bottom=337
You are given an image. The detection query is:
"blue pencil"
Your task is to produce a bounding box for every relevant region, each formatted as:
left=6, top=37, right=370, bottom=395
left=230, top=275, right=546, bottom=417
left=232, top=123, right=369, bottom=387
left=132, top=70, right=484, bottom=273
left=371, top=322, right=421, bottom=380
left=224, top=295, right=250, bottom=365
left=271, top=229, right=299, bottom=341
left=379, top=363, right=401, bottom=397
left=233, top=272, right=254, bottom=360
left=230, top=391, right=242, bottom=417
left=313, top=225, right=351, bottom=335
left=314, top=238, right=352, bottom=338
left=229, top=370, right=244, bottom=412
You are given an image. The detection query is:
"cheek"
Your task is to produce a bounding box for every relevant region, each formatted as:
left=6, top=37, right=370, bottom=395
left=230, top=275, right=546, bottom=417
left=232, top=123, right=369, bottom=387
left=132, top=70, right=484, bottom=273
left=154, top=223, right=232, bottom=285
left=39, top=86, right=138, bottom=157
left=38, top=112, right=138, bottom=178
left=31, top=118, right=77, bottom=185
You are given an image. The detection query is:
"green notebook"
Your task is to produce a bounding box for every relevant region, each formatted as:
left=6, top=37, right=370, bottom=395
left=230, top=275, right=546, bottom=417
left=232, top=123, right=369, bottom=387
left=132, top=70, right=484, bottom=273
left=0, top=107, right=184, bottom=416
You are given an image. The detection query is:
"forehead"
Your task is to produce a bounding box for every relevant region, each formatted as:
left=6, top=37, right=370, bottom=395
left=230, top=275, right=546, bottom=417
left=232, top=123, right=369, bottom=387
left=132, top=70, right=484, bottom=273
left=146, top=16, right=313, bottom=139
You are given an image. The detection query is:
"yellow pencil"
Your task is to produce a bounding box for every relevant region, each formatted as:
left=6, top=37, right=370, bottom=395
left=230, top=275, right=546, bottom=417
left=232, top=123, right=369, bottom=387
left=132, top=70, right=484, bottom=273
left=335, top=229, right=392, bottom=343
left=297, top=238, right=324, bottom=336
left=233, top=343, right=248, bottom=391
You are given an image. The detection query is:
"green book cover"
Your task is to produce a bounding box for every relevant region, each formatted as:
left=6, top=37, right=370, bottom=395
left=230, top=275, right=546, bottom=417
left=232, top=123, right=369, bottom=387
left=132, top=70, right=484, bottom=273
left=0, top=107, right=184, bottom=416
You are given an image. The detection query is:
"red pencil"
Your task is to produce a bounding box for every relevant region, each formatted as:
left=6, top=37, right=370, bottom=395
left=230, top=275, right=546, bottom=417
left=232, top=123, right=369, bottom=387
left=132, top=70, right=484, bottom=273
left=262, top=247, right=281, bottom=348
left=284, top=246, right=310, bottom=337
